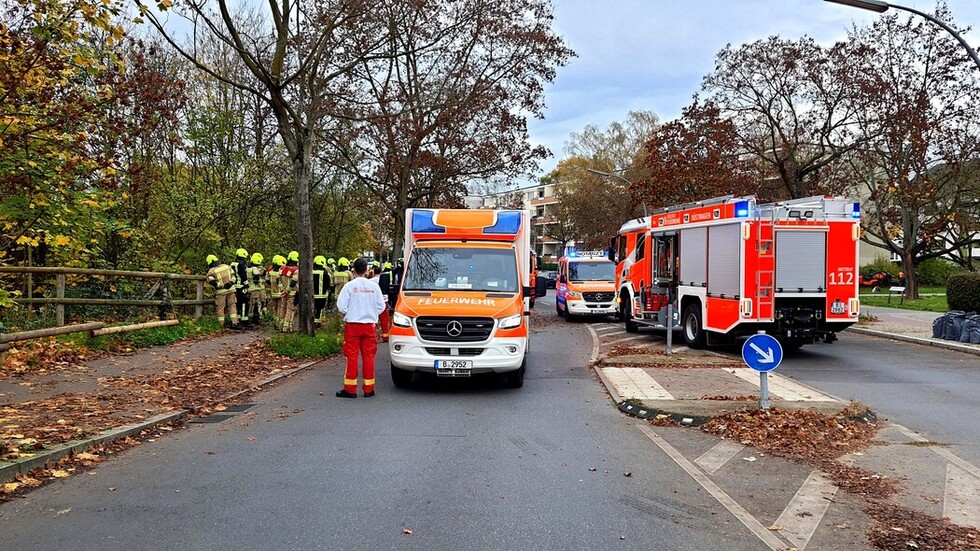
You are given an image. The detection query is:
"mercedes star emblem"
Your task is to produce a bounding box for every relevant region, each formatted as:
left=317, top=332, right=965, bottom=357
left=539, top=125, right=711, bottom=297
left=446, top=320, right=463, bottom=337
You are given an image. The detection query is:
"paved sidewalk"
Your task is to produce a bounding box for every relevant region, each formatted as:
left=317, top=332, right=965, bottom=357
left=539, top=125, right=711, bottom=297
left=851, top=305, right=980, bottom=356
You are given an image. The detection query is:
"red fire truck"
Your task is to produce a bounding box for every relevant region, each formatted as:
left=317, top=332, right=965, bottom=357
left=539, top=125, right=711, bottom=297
left=612, top=195, right=861, bottom=349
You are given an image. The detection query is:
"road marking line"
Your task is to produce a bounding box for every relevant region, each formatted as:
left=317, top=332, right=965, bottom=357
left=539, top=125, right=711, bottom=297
left=600, top=367, right=674, bottom=400
left=604, top=335, right=647, bottom=346
left=725, top=368, right=838, bottom=402
left=593, top=325, right=622, bottom=333
left=695, top=440, right=745, bottom=474
left=945, top=462, right=980, bottom=530
left=893, top=424, right=980, bottom=480
left=593, top=323, right=620, bottom=330
left=587, top=325, right=600, bottom=364
left=637, top=424, right=790, bottom=551
left=774, top=470, right=838, bottom=550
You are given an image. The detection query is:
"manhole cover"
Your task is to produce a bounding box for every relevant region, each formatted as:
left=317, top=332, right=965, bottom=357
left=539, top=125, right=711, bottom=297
left=220, top=403, right=256, bottom=413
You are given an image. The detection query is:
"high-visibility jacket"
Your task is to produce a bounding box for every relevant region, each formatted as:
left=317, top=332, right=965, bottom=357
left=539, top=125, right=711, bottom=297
left=230, top=260, right=248, bottom=290
left=378, top=268, right=393, bottom=296
left=280, top=264, right=299, bottom=296
left=312, top=268, right=331, bottom=299
left=332, top=268, right=351, bottom=293
left=248, top=264, right=266, bottom=292
left=206, top=263, right=236, bottom=296
left=268, top=267, right=282, bottom=295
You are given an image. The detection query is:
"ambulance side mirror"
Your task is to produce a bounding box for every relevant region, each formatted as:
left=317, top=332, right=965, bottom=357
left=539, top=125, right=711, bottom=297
left=535, top=275, right=548, bottom=297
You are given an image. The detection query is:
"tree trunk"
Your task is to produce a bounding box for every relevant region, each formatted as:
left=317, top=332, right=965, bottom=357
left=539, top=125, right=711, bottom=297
left=392, top=209, right=406, bottom=262
left=901, top=251, right=918, bottom=300
left=294, top=137, right=316, bottom=336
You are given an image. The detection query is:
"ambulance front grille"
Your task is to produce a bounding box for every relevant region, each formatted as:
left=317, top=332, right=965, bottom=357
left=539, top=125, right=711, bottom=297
left=424, top=348, right=485, bottom=356
left=583, top=292, right=614, bottom=303
left=416, top=317, right=494, bottom=342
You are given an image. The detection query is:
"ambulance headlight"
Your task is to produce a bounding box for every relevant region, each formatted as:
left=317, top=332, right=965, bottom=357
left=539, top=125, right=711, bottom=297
left=392, top=311, right=413, bottom=328
left=566, top=291, right=583, bottom=300
left=499, top=314, right=522, bottom=329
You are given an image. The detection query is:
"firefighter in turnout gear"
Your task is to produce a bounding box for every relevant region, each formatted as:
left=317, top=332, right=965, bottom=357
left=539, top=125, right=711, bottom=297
left=231, top=248, right=250, bottom=324
left=267, top=255, right=285, bottom=326
left=279, top=251, right=299, bottom=332
left=332, top=257, right=352, bottom=303
left=205, top=255, right=240, bottom=329
left=326, top=257, right=337, bottom=313
left=312, top=255, right=331, bottom=328
left=377, top=261, right=394, bottom=342
left=247, top=252, right=266, bottom=326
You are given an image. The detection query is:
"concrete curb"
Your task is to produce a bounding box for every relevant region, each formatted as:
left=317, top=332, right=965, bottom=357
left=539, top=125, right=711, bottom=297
left=848, top=327, right=980, bottom=357
left=0, top=358, right=322, bottom=484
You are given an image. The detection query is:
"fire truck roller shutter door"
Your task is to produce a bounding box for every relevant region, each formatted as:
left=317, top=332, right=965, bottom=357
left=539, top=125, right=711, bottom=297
left=708, top=223, right=741, bottom=297
left=775, top=231, right=827, bottom=292
left=680, top=227, right=707, bottom=287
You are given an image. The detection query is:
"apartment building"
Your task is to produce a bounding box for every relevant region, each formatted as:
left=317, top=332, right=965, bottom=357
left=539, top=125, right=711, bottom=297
left=466, top=183, right=567, bottom=262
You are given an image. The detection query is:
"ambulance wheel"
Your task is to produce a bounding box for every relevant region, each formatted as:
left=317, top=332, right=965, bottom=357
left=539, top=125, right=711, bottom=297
left=563, top=305, right=576, bottom=322
left=556, top=301, right=562, bottom=317
left=682, top=304, right=706, bottom=349
left=391, top=364, right=413, bottom=388
left=530, top=299, right=535, bottom=309
left=622, top=304, right=639, bottom=333
left=503, top=359, right=526, bottom=388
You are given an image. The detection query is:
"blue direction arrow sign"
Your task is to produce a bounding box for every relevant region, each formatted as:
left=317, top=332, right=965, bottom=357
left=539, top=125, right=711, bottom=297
left=742, top=333, right=783, bottom=372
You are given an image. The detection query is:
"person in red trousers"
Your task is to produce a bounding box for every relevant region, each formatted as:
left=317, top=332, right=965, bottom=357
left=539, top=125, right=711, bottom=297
left=335, top=258, right=386, bottom=398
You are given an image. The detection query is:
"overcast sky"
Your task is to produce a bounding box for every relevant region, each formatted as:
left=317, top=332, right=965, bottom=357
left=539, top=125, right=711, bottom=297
left=528, top=0, right=980, bottom=177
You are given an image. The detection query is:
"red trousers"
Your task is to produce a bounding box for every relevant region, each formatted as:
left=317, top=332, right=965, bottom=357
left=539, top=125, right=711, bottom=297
left=378, top=307, right=390, bottom=341
left=343, top=322, right=377, bottom=393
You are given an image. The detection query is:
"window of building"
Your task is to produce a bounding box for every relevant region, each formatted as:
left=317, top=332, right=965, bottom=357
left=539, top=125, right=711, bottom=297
left=538, top=187, right=545, bottom=198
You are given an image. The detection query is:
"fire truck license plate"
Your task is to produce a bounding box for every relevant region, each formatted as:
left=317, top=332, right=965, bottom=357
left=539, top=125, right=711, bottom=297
left=435, top=360, right=472, bottom=376
left=831, top=302, right=846, bottom=314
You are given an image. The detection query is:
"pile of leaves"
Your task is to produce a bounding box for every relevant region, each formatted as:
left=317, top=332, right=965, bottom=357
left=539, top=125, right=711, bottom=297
left=700, top=406, right=901, bottom=498
left=607, top=345, right=664, bottom=357
left=866, top=502, right=980, bottom=551
left=1, top=338, right=100, bottom=377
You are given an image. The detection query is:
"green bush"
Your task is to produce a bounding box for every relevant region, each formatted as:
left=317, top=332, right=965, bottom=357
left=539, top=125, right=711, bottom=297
left=946, top=273, right=980, bottom=313
left=916, top=258, right=967, bottom=286
left=860, top=256, right=900, bottom=279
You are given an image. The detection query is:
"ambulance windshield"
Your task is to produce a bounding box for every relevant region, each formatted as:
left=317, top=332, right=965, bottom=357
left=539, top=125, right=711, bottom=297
left=403, top=247, right=519, bottom=292
left=569, top=261, right=616, bottom=282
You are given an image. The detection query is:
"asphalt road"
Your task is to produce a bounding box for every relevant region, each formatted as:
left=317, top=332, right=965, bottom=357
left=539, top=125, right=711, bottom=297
left=1, top=302, right=769, bottom=550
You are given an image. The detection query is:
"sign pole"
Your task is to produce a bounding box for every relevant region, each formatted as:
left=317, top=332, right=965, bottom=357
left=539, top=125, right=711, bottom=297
left=741, top=331, right=783, bottom=412
left=759, top=372, right=770, bottom=410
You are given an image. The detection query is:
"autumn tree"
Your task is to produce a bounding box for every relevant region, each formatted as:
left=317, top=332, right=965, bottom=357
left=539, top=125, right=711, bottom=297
left=542, top=157, right=637, bottom=250
left=844, top=7, right=980, bottom=297
left=703, top=36, right=862, bottom=199
left=326, top=0, right=573, bottom=260
left=565, top=110, right=660, bottom=175
left=139, top=0, right=396, bottom=335
left=638, top=99, right=765, bottom=207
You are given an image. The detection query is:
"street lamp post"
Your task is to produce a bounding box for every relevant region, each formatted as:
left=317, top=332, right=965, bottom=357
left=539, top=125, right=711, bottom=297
left=586, top=168, right=632, bottom=187
left=824, top=0, right=980, bottom=72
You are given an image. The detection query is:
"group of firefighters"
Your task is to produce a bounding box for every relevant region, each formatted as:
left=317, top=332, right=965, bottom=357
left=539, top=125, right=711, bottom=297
left=205, top=249, right=403, bottom=340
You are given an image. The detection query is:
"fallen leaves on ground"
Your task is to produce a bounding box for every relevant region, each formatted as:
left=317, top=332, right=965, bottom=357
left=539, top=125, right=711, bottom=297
left=866, top=502, right=980, bottom=551
left=607, top=345, right=665, bottom=357
left=1, top=338, right=101, bottom=379
left=1, top=340, right=302, bottom=462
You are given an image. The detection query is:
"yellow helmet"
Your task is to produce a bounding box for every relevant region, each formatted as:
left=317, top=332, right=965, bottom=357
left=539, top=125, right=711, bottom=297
left=383, top=261, right=392, bottom=270
left=250, top=252, right=264, bottom=264
left=314, top=255, right=326, bottom=267
left=287, top=251, right=299, bottom=262
left=371, top=260, right=380, bottom=269
left=206, top=254, right=219, bottom=264
left=272, top=255, right=286, bottom=267
left=338, top=257, right=350, bottom=267
left=327, top=257, right=336, bottom=265
left=236, top=248, right=248, bottom=258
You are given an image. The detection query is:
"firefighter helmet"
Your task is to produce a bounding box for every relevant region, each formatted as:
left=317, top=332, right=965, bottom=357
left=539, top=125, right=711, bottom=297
left=314, top=255, right=327, bottom=267
left=272, top=255, right=285, bottom=267
left=383, top=261, right=392, bottom=270
left=287, top=251, right=299, bottom=262
left=338, top=257, right=350, bottom=267
left=236, top=248, right=248, bottom=258
left=206, top=254, right=219, bottom=265
left=250, top=252, right=264, bottom=265
left=327, top=257, right=336, bottom=265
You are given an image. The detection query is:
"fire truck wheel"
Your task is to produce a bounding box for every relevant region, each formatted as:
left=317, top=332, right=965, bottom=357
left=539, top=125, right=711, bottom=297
left=682, top=304, right=706, bottom=349
left=391, top=364, right=413, bottom=388
left=503, top=359, right=526, bottom=388
left=623, top=304, right=639, bottom=333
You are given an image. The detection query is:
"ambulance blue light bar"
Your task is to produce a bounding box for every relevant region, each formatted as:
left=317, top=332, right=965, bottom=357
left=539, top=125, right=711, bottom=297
left=734, top=200, right=750, bottom=218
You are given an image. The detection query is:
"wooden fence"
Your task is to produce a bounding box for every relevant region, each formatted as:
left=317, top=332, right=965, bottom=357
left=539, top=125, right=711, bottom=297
left=0, top=266, right=210, bottom=327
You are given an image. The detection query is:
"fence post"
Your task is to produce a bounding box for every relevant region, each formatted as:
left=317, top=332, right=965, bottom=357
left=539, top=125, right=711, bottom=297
left=56, top=273, right=66, bottom=327
left=195, top=280, right=204, bottom=320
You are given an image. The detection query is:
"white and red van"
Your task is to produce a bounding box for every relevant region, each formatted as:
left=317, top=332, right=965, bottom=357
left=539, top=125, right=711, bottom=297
left=555, top=253, right=617, bottom=321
